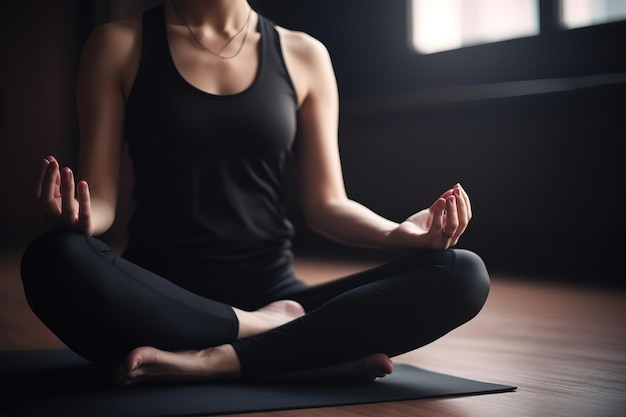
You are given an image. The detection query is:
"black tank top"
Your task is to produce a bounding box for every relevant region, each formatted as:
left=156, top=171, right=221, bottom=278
left=122, top=4, right=298, bottom=297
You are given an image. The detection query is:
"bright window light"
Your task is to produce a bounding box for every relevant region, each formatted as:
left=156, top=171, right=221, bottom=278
left=410, top=0, right=540, bottom=54
left=560, top=0, right=626, bottom=29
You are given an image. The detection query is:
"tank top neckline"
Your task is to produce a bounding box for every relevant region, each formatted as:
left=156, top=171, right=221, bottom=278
left=157, top=4, right=266, bottom=99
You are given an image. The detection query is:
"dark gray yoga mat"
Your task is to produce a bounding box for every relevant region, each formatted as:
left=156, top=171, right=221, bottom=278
left=0, top=350, right=515, bottom=417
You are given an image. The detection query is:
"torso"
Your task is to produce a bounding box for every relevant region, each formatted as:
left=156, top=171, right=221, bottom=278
left=119, top=3, right=304, bottom=299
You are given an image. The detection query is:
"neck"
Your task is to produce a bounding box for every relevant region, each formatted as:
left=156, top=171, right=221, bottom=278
left=171, top=0, right=251, bottom=32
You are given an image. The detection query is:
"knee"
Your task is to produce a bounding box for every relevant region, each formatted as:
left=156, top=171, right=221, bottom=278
left=21, top=231, right=77, bottom=301
left=450, top=249, right=490, bottom=320
left=22, top=230, right=82, bottom=280
left=394, top=248, right=489, bottom=319
left=21, top=230, right=107, bottom=296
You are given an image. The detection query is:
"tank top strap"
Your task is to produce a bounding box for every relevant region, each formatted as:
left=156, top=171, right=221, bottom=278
left=140, top=4, right=171, bottom=70
left=256, top=15, right=297, bottom=100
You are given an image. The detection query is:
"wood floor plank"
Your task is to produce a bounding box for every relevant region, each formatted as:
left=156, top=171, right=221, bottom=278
left=1, top=251, right=624, bottom=417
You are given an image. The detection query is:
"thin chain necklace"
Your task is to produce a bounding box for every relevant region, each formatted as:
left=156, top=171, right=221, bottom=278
left=171, top=0, right=252, bottom=60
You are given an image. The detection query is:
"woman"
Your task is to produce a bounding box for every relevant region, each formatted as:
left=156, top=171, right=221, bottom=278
left=21, top=0, right=489, bottom=385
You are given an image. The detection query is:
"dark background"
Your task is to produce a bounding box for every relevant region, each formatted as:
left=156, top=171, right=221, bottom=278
left=1, top=1, right=624, bottom=288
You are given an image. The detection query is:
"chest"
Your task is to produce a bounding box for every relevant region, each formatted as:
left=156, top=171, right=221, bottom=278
left=167, top=27, right=261, bottom=96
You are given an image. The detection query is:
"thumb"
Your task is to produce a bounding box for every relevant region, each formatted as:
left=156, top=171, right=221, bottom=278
left=431, top=198, right=446, bottom=234
left=77, top=181, right=94, bottom=235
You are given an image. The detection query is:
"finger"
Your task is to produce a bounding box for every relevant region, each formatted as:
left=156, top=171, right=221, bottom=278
left=429, top=189, right=454, bottom=215
left=77, top=181, right=92, bottom=234
left=40, top=158, right=61, bottom=216
left=432, top=198, right=453, bottom=249
left=443, top=196, right=459, bottom=240
left=453, top=186, right=469, bottom=234
left=431, top=198, right=446, bottom=234
left=456, top=183, right=472, bottom=219
left=61, top=167, right=78, bottom=223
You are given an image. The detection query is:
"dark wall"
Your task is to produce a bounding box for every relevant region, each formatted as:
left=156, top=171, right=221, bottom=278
left=339, top=84, right=623, bottom=284
left=1, top=0, right=88, bottom=245
left=1, top=1, right=624, bottom=287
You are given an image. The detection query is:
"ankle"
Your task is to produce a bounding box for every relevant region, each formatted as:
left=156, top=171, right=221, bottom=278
left=234, top=300, right=305, bottom=339
left=203, top=344, right=242, bottom=379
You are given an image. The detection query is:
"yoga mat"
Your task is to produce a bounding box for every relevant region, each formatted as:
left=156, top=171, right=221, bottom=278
left=0, top=350, right=515, bottom=417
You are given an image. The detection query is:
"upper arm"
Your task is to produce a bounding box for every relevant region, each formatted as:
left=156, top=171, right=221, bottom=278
left=75, top=19, right=141, bottom=229
left=278, top=29, right=347, bottom=220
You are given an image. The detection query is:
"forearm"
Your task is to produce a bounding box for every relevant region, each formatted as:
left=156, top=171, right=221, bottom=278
left=89, top=197, right=116, bottom=236
left=306, top=198, right=399, bottom=249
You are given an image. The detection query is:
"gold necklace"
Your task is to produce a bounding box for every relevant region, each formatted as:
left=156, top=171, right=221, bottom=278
left=171, top=0, right=252, bottom=60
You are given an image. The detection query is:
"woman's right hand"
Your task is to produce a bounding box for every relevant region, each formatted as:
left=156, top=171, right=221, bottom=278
left=37, top=155, right=94, bottom=235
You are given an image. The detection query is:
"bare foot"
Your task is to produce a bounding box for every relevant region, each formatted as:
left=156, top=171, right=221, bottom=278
left=235, top=300, right=305, bottom=339
left=116, top=346, right=392, bottom=387
left=270, top=353, right=394, bottom=382
left=115, top=344, right=241, bottom=386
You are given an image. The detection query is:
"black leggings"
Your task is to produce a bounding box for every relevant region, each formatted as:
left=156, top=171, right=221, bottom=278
left=20, top=230, right=490, bottom=377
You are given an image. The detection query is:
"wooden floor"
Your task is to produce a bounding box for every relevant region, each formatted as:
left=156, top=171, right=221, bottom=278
left=1, top=250, right=624, bottom=417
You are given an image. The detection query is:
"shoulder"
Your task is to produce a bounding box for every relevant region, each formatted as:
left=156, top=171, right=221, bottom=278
left=79, top=17, right=143, bottom=96
left=82, top=17, right=142, bottom=65
left=275, top=26, right=332, bottom=69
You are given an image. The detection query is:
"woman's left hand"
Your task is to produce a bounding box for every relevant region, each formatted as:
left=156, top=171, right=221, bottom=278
left=387, top=183, right=472, bottom=250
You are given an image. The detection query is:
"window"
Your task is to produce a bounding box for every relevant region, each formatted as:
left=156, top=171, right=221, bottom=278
left=410, top=0, right=540, bottom=54
left=560, top=0, right=626, bottom=29
left=410, top=0, right=626, bottom=54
